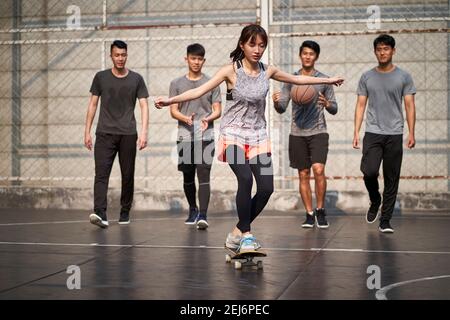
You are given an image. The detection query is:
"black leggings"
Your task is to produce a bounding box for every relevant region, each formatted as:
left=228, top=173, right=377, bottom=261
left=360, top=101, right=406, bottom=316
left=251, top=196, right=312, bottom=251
left=226, top=145, right=274, bottom=233
left=182, top=164, right=211, bottom=215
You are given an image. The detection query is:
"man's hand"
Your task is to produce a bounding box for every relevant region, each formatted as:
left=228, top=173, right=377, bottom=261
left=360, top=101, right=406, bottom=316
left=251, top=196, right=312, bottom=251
left=137, top=135, right=147, bottom=150
left=184, top=113, right=195, bottom=126
left=318, top=92, right=330, bottom=108
left=407, top=134, right=415, bottom=149
left=84, top=133, right=93, bottom=151
left=200, top=117, right=209, bottom=131
left=272, top=91, right=281, bottom=103
left=353, top=133, right=360, bottom=149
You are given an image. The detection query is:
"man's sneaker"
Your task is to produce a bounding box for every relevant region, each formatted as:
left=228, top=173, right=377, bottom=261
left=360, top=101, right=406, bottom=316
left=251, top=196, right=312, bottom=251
left=379, top=220, right=394, bottom=233
left=89, top=211, right=108, bottom=228
left=366, top=201, right=381, bottom=224
left=238, top=234, right=262, bottom=253
left=196, top=213, right=209, bottom=230
left=118, top=210, right=130, bottom=225
left=225, top=233, right=242, bottom=250
left=301, top=212, right=315, bottom=228
left=185, top=207, right=198, bottom=225
left=315, top=208, right=329, bottom=229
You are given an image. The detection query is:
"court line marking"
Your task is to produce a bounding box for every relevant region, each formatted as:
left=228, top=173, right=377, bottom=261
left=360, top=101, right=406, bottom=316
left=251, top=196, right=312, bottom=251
left=0, top=216, right=299, bottom=226
left=375, top=275, right=450, bottom=300
left=1, top=214, right=448, bottom=227
left=0, top=241, right=449, bottom=255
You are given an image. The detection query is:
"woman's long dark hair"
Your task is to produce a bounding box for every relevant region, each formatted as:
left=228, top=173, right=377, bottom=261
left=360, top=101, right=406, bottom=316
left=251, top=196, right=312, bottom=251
left=230, top=24, right=268, bottom=62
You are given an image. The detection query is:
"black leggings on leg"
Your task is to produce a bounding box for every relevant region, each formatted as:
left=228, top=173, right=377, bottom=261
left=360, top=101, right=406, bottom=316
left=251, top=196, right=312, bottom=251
left=226, top=145, right=274, bottom=233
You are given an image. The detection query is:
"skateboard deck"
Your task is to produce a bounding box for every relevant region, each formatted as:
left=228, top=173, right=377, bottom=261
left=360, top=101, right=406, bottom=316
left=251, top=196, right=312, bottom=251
left=225, top=246, right=266, bottom=270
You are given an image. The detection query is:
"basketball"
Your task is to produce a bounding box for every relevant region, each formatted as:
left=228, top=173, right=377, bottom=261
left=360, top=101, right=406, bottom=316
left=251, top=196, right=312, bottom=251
left=291, top=84, right=316, bottom=105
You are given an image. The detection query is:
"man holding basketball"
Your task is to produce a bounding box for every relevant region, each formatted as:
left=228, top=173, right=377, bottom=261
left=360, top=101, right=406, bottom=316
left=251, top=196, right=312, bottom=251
left=273, top=40, right=338, bottom=229
left=353, top=34, right=416, bottom=233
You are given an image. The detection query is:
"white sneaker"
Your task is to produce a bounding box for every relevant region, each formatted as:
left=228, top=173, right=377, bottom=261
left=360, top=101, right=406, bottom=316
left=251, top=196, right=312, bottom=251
left=89, top=213, right=109, bottom=228
left=225, top=233, right=241, bottom=250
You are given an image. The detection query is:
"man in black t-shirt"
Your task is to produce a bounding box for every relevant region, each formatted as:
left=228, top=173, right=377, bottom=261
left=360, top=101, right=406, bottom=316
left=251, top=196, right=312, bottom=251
left=84, top=40, right=149, bottom=228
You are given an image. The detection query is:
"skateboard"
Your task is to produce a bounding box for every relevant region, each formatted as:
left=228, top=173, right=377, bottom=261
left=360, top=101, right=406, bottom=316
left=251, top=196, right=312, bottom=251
left=225, top=247, right=267, bottom=270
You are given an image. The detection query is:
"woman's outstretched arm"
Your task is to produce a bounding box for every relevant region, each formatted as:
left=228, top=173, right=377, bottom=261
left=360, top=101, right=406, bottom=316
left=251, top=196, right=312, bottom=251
left=268, top=65, right=344, bottom=86
left=155, top=64, right=232, bottom=108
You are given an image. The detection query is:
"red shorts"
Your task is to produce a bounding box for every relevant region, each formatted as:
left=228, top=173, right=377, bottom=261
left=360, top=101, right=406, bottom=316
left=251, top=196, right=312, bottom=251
left=217, top=136, right=272, bottom=162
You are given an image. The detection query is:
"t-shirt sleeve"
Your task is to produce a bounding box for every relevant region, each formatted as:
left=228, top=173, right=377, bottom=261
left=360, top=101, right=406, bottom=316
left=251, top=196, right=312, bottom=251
left=357, top=73, right=368, bottom=96
left=169, top=79, right=178, bottom=98
left=89, top=73, right=101, bottom=96
left=402, top=73, right=416, bottom=96
left=211, top=85, right=222, bottom=103
left=137, top=75, right=149, bottom=99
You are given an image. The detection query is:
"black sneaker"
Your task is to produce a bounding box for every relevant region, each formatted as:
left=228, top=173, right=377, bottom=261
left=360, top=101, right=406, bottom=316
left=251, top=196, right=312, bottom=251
left=379, top=220, right=394, bottom=233
left=89, top=211, right=108, bottom=228
left=185, top=207, right=198, bottom=225
left=366, top=201, right=381, bottom=224
left=196, top=213, right=209, bottom=230
left=301, top=212, right=315, bottom=228
left=315, top=208, right=329, bottom=229
left=118, top=210, right=130, bottom=225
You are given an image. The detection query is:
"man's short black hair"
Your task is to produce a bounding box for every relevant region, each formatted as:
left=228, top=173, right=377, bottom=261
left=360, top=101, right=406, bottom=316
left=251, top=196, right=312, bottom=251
left=299, top=40, right=320, bottom=56
left=187, top=43, right=205, bottom=57
left=374, top=34, right=395, bottom=49
left=111, top=40, right=127, bottom=52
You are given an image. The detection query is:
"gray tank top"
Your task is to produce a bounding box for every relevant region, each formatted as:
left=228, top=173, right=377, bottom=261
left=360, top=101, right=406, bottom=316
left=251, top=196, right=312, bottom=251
left=219, top=61, right=269, bottom=145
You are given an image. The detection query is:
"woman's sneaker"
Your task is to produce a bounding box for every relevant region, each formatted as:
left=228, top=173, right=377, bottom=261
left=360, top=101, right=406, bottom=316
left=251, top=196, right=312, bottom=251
left=238, top=234, right=261, bottom=253
left=225, top=233, right=242, bottom=250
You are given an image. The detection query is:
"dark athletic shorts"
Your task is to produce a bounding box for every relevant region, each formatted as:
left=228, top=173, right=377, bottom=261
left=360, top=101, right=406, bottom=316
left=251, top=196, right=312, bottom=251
left=288, top=133, right=329, bottom=170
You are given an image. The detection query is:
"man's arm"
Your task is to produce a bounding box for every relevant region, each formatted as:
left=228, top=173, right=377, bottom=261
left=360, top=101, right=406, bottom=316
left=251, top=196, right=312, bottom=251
left=84, top=95, right=99, bottom=151
left=353, top=95, right=368, bottom=149
left=272, top=82, right=291, bottom=114
left=321, top=84, right=338, bottom=115
left=404, top=94, right=416, bottom=149
left=137, top=98, right=149, bottom=150
left=201, top=101, right=222, bottom=131
left=170, top=103, right=195, bottom=126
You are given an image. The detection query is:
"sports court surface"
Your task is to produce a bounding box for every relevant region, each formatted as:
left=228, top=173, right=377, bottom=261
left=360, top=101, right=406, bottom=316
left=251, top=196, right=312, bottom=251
left=1, top=209, right=448, bottom=300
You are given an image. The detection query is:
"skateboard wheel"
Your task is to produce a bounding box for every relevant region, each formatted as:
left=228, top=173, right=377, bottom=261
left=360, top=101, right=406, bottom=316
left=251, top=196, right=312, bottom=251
left=225, top=254, right=231, bottom=263
left=257, top=260, right=263, bottom=269
left=234, top=261, right=242, bottom=269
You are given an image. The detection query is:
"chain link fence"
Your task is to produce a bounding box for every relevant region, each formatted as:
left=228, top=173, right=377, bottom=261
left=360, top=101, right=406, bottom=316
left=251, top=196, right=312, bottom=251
left=1, top=0, right=449, bottom=200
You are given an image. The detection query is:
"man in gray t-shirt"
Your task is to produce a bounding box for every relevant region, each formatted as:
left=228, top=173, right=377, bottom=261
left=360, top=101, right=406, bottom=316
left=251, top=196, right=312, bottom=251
left=273, top=40, right=338, bottom=229
left=169, top=43, right=222, bottom=229
left=84, top=40, right=149, bottom=228
left=353, top=34, right=416, bottom=233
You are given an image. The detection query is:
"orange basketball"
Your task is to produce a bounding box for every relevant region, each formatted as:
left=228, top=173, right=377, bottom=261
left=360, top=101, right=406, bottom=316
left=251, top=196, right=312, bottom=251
left=291, top=85, right=316, bottom=105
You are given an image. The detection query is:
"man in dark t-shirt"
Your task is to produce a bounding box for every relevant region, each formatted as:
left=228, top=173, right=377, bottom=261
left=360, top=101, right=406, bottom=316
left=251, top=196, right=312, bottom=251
left=84, top=40, right=149, bottom=228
